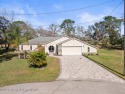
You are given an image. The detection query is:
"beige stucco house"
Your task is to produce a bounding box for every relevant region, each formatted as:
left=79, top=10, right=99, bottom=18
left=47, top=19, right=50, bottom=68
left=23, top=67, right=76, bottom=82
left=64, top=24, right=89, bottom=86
left=19, top=36, right=97, bottom=55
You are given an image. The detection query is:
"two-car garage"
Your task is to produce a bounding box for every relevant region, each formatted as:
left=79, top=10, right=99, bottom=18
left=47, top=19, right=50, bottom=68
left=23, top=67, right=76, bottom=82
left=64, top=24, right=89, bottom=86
left=62, top=46, right=82, bottom=55
left=57, top=39, right=97, bottom=56
left=59, top=39, right=84, bottom=55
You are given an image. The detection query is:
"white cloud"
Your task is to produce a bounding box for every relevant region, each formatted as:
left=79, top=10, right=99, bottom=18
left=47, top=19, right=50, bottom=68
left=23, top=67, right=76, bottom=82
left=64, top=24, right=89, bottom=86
left=53, top=4, right=63, bottom=10
left=26, top=4, right=36, bottom=16
left=19, top=9, right=25, bottom=14
left=15, top=15, right=49, bottom=29
left=78, top=12, right=104, bottom=24
left=77, top=12, right=105, bottom=29
left=0, top=5, right=48, bottom=28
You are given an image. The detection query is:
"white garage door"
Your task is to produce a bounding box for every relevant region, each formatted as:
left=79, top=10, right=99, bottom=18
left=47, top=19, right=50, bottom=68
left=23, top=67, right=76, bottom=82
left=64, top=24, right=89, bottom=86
left=62, top=46, right=82, bottom=55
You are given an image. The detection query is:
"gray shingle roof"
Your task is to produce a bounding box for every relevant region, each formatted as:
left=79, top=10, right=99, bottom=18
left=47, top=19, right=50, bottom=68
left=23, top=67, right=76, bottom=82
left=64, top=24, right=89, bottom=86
left=27, top=36, right=61, bottom=45
left=57, top=39, right=71, bottom=45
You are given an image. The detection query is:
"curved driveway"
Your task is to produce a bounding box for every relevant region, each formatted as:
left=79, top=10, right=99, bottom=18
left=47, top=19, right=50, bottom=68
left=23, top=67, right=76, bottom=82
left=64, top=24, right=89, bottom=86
left=57, top=56, right=125, bottom=83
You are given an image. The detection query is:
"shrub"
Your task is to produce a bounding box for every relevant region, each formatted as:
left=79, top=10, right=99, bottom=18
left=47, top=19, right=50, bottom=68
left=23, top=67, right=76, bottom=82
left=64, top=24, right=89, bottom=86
left=37, top=45, right=45, bottom=51
left=27, top=51, right=47, bottom=68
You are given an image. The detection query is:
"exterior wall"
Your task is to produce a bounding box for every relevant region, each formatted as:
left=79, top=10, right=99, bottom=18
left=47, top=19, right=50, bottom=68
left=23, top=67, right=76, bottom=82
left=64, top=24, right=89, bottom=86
left=32, top=45, right=38, bottom=50
left=19, top=37, right=97, bottom=55
left=45, top=37, right=69, bottom=54
left=82, top=43, right=97, bottom=54
left=62, top=39, right=83, bottom=46
left=19, top=45, right=38, bottom=51
left=57, top=44, right=62, bottom=55
left=61, top=39, right=97, bottom=54
left=62, top=39, right=83, bottom=55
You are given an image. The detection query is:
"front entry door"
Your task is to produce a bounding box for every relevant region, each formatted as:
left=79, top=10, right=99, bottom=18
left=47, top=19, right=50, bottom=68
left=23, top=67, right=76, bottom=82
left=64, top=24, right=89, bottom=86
left=49, top=46, right=54, bottom=55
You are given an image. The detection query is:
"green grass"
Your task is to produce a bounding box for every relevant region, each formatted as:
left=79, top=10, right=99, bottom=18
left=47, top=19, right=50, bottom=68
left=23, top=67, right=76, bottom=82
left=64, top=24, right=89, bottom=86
left=0, top=56, right=60, bottom=87
left=84, top=49, right=125, bottom=79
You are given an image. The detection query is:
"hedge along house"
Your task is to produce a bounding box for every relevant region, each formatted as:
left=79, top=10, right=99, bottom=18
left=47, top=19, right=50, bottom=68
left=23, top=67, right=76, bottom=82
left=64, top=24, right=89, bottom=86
left=19, top=36, right=97, bottom=55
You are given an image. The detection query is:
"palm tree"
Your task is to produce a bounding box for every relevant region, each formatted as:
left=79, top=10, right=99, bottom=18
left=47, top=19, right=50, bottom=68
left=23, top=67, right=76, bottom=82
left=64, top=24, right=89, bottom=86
left=14, top=26, right=20, bottom=49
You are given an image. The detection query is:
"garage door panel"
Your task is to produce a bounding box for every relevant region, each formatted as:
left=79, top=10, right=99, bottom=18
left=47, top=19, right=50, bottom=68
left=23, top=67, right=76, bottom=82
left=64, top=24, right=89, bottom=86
left=62, top=46, right=82, bottom=55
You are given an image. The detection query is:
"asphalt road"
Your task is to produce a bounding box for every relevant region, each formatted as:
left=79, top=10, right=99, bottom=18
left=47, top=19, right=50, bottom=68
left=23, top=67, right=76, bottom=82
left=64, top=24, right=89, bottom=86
left=0, top=80, right=125, bottom=94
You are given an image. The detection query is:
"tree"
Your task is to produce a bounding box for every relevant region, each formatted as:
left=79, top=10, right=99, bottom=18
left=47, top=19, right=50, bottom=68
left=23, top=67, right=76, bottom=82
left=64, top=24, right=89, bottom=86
left=90, top=16, right=123, bottom=46
left=12, top=21, right=27, bottom=30
left=60, top=19, right=75, bottom=36
left=0, top=16, right=11, bottom=50
left=26, top=22, right=37, bottom=38
left=91, top=21, right=107, bottom=42
left=11, top=24, right=21, bottom=48
left=9, top=21, right=30, bottom=51
left=103, top=16, right=122, bottom=45
left=12, top=21, right=36, bottom=39
left=117, top=36, right=124, bottom=49
left=76, top=26, right=86, bottom=37
left=48, top=24, right=60, bottom=36
left=23, top=31, right=33, bottom=40
left=36, top=26, right=47, bottom=36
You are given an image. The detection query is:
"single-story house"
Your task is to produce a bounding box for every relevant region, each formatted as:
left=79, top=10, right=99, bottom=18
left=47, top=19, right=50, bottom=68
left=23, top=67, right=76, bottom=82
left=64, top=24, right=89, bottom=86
left=19, top=36, right=97, bottom=55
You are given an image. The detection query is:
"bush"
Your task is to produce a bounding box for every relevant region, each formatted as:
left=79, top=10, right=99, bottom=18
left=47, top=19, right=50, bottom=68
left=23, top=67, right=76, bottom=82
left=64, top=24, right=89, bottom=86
left=27, top=51, right=47, bottom=68
left=37, top=45, right=45, bottom=51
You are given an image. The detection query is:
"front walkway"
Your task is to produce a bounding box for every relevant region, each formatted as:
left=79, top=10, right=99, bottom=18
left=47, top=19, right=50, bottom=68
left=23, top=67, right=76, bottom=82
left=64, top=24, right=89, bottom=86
left=57, top=56, right=125, bottom=83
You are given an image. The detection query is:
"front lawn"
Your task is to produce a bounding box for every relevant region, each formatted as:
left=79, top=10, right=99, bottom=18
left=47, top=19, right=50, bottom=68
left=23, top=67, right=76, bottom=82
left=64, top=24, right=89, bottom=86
left=0, top=56, right=60, bottom=87
left=84, top=49, right=125, bottom=79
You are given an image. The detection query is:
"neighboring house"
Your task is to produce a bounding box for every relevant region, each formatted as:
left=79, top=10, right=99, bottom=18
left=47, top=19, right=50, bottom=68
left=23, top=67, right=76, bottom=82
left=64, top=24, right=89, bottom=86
left=19, top=36, right=97, bottom=55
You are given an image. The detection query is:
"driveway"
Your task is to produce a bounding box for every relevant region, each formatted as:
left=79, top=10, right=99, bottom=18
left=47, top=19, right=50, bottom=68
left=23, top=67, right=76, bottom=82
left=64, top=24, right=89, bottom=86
left=57, top=56, right=125, bottom=83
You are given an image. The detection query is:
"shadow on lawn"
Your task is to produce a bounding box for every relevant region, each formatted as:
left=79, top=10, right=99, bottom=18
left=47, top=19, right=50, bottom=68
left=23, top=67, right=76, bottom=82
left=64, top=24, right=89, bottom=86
left=0, top=49, right=9, bottom=55
left=0, top=53, right=17, bottom=63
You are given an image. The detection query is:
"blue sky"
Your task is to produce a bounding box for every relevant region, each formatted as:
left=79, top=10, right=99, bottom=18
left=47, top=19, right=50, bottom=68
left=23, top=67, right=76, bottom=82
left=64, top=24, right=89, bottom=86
left=0, top=0, right=124, bottom=34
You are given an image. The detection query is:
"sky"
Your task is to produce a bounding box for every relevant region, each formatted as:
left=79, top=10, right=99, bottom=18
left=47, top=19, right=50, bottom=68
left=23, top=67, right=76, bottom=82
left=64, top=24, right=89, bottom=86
left=0, top=0, right=124, bottom=34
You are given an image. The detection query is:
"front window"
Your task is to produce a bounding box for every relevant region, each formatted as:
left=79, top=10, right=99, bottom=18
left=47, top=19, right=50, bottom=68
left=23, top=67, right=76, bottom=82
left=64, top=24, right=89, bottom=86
left=49, top=46, right=54, bottom=52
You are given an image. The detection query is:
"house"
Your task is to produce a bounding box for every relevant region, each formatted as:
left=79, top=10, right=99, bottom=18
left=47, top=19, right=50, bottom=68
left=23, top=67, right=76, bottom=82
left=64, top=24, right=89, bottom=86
left=19, top=36, right=97, bottom=55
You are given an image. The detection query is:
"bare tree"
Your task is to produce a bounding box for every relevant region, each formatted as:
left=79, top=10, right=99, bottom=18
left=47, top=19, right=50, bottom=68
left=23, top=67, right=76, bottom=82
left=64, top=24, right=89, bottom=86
left=36, top=26, right=47, bottom=36
left=25, top=22, right=37, bottom=38
left=0, top=8, right=15, bottom=23
left=76, top=26, right=86, bottom=37
left=48, top=24, right=60, bottom=36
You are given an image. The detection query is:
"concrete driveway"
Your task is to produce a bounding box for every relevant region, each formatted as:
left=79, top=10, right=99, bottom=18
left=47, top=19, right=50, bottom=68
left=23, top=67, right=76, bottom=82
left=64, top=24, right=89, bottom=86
left=57, top=55, right=125, bottom=83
